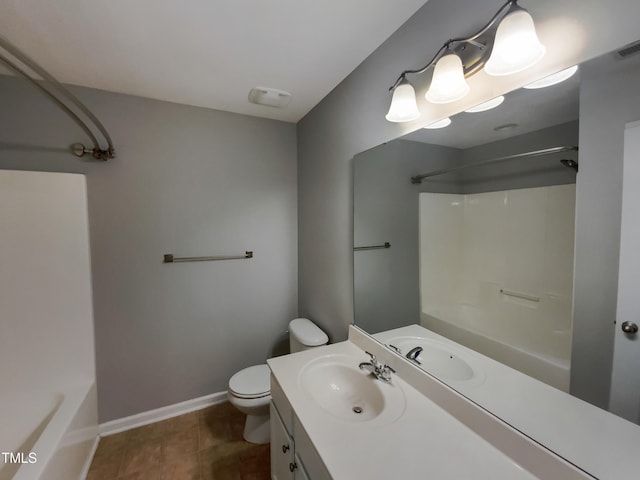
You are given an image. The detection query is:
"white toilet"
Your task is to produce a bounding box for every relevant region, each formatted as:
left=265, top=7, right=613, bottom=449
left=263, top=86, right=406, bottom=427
left=227, top=318, right=329, bottom=444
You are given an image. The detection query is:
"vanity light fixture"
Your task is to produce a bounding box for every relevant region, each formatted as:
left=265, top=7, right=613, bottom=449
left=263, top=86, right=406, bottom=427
left=386, top=0, right=544, bottom=122
left=483, top=4, right=545, bottom=76
left=523, top=65, right=578, bottom=89
left=385, top=77, right=421, bottom=122
left=425, top=50, right=470, bottom=104
left=424, top=117, right=452, bottom=129
left=464, top=96, right=505, bottom=113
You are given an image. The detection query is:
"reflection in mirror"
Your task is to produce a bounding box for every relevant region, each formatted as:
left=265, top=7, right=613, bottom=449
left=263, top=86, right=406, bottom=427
left=353, top=41, right=640, bottom=479
left=355, top=40, right=640, bottom=415
left=355, top=68, right=579, bottom=390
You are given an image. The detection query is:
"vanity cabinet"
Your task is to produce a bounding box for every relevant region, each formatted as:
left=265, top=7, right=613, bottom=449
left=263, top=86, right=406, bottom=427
left=270, top=375, right=329, bottom=480
left=270, top=402, right=296, bottom=480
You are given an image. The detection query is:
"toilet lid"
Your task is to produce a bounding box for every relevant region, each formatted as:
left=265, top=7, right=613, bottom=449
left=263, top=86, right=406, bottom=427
left=229, top=364, right=270, bottom=399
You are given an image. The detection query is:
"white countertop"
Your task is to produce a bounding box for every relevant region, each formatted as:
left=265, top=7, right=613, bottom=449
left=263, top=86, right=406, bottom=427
left=267, top=330, right=589, bottom=479
left=373, top=324, right=640, bottom=480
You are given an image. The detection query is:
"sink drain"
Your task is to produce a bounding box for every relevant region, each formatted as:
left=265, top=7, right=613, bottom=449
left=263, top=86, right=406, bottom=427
left=352, top=406, right=363, bottom=414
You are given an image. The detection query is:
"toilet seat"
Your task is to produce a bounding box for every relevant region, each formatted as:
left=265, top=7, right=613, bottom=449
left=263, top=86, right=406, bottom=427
left=228, top=364, right=270, bottom=399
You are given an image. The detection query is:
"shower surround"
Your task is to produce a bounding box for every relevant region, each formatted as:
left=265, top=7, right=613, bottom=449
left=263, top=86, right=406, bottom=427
left=419, top=184, right=576, bottom=390
left=0, top=170, right=98, bottom=480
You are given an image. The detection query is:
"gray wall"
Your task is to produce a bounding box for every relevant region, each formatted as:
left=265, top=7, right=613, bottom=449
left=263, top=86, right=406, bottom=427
left=353, top=140, right=462, bottom=333
left=298, top=0, right=640, bottom=410
left=0, top=75, right=297, bottom=422
left=298, top=0, right=512, bottom=342
left=571, top=54, right=640, bottom=409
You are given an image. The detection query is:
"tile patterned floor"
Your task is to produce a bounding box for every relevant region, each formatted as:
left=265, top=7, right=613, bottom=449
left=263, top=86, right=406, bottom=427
left=86, top=402, right=270, bottom=480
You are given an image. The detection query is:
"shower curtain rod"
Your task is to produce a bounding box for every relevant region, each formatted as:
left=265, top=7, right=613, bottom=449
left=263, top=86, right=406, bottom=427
left=0, top=36, right=115, bottom=161
left=410, top=146, right=578, bottom=184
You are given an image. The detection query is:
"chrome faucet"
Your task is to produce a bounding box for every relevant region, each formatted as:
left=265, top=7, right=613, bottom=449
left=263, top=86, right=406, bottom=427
left=359, top=351, right=396, bottom=384
left=406, top=346, right=423, bottom=365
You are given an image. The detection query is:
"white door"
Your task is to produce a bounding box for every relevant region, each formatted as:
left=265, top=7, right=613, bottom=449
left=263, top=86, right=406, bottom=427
left=609, top=120, right=640, bottom=424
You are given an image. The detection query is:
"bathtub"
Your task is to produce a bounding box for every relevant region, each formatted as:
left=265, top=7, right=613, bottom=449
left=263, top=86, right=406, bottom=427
left=421, top=306, right=570, bottom=391
left=0, top=382, right=98, bottom=480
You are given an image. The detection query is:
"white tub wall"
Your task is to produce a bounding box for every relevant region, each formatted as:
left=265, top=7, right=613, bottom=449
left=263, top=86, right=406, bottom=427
left=0, top=170, right=96, bottom=392
left=418, top=193, right=463, bottom=307
left=34, top=384, right=99, bottom=480
left=419, top=185, right=576, bottom=369
left=0, top=170, right=98, bottom=478
left=421, top=310, right=570, bottom=390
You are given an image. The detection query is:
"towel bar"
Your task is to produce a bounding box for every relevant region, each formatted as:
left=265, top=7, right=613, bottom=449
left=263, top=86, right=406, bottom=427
left=163, top=251, right=253, bottom=263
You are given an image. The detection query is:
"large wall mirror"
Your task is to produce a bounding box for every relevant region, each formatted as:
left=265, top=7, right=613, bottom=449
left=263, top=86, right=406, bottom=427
left=355, top=69, right=579, bottom=390
left=353, top=42, right=640, bottom=475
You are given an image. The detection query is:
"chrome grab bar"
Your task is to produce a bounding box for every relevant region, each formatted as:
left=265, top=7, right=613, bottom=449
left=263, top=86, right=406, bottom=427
left=500, top=289, right=540, bottom=302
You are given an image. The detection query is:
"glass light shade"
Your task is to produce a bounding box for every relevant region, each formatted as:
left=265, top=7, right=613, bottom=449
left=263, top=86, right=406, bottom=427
left=385, top=80, right=420, bottom=122
left=523, top=65, right=578, bottom=89
left=484, top=7, right=545, bottom=76
left=424, top=117, right=452, bottom=129
left=465, top=96, right=505, bottom=113
left=425, top=53, right=470, bottom=104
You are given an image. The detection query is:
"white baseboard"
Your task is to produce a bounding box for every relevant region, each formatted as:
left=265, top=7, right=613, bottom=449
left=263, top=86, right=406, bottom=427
left=99, top=391, right=228, bottom=437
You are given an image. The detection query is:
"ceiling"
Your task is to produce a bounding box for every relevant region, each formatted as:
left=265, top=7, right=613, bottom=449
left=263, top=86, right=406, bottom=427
left=0, top=0, right=428, bottom=123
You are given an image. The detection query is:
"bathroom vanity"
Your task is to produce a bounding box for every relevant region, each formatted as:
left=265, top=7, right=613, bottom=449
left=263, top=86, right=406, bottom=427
left=269, top=377, right=331, bottom=479
left=267, top=325, right=640, bottom=479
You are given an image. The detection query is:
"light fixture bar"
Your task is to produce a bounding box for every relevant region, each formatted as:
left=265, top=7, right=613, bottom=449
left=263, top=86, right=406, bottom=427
left=388, top=0, right=517, bottom=92
left=386, top=0, right=546, bottom=122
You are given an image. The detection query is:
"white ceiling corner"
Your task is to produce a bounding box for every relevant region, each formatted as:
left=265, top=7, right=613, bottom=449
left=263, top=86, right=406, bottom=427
left=0, top=0, right=428, bottom=122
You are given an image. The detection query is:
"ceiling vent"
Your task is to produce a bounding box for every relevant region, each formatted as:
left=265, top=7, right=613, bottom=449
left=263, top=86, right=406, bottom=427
left=248, top=87, right=292, bottom=108
left=616, top=40, right=640, bottom=59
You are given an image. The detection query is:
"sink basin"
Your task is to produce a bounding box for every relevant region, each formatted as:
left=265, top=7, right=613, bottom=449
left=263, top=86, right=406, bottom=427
left=387, top=337, right=476, bottom=381
left=299, top=354, right=406, bottom=423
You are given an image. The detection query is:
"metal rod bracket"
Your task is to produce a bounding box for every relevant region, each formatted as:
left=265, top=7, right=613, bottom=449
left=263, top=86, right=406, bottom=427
left=71, top=143, right=115, bottom=161
left=0, top=37, right=115, bottom=159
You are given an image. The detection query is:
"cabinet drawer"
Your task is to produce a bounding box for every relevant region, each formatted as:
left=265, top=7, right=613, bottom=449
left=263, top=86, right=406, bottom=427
left=271, top=373, right=293, bottom=434
left=271, top=402, right=294, bottom=480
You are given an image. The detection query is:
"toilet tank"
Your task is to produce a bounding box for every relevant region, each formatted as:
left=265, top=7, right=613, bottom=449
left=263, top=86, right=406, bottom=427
left=289, top=318, right=328, bottom=353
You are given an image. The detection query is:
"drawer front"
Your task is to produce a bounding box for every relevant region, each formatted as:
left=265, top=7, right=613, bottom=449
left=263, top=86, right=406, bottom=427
left=271, top=402, right=294, bottom=480
left=271, top=373, right=293, bottom=433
